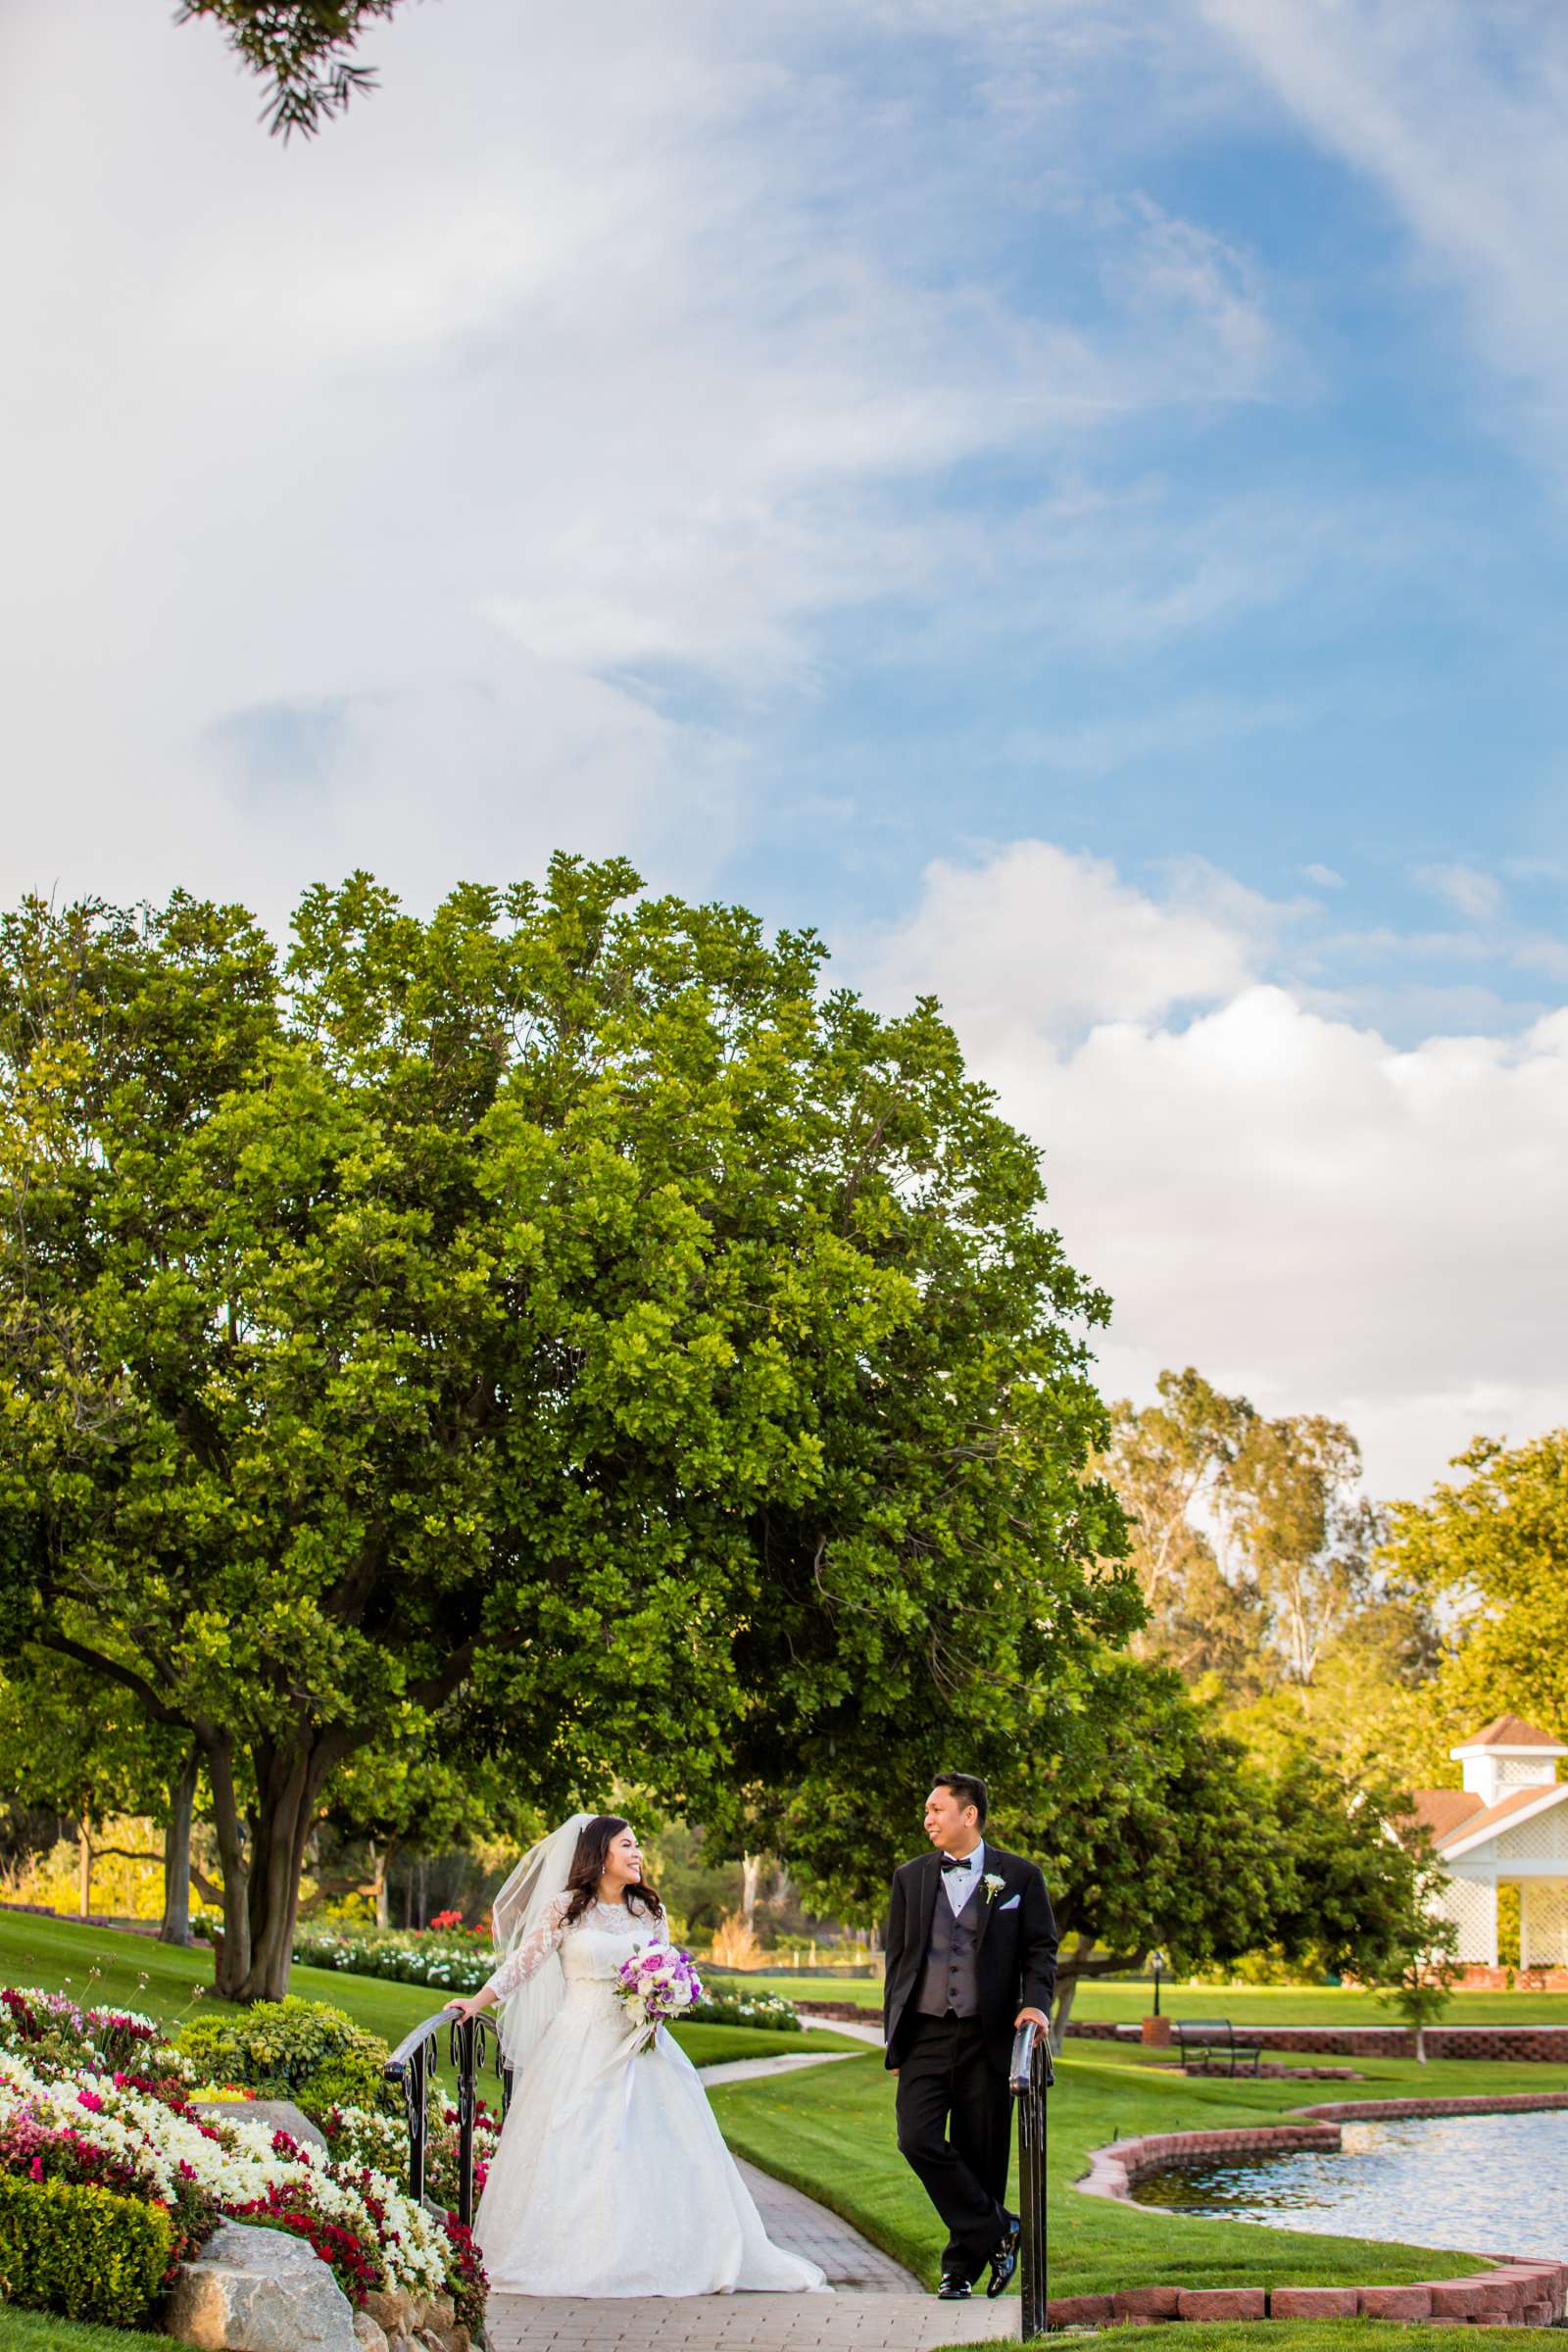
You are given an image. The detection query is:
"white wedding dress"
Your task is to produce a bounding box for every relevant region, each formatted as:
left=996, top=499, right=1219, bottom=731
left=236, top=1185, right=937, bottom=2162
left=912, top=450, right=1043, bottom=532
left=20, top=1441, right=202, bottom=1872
left=472, top=1896, right=827, bottom=2297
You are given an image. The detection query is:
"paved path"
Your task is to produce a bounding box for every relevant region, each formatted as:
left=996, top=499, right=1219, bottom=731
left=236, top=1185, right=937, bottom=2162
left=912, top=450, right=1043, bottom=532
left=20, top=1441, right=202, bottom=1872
left=699, top=2052, right=861, bottom=2089
left=487, top=2013, right=1024, bottom=2352
left=488, top=2291, right=1019, bottom=2352
left=796, top=2016, right=885, bottom=2051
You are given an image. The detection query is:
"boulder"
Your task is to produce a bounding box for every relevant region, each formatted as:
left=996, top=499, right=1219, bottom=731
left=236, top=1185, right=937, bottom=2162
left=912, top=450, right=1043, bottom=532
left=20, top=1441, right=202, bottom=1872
left=352, top=2315, right=391, bottom=2352
left=190, top=2097, right=331, bottom=2153
left=163, top=2220, right=358, bottom=2351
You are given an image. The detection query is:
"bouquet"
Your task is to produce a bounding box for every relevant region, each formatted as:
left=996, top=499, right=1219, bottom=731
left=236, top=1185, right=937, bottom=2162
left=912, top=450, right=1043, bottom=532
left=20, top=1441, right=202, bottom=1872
left=613, top=1944, right=703, bottom=2050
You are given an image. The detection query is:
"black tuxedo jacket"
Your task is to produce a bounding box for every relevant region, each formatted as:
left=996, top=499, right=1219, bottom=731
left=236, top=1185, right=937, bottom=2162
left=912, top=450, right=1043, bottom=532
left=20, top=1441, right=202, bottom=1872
left=882, top=1843, right=1058, bottom=2074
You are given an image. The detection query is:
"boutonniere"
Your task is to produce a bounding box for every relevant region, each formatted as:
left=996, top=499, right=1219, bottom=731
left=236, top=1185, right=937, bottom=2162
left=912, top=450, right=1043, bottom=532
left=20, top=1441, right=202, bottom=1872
left=983, top=1873, right=1005, bottom=1904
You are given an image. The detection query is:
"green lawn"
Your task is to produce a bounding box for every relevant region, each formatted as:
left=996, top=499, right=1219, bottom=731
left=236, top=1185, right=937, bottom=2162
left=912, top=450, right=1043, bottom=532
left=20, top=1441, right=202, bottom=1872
left=742, top=1972, right=884, bottom=2009
left=711, top=2037, right=1565, bottom=2297
left=730, top=1971, right=1568, bottom=2028
left=0, top=2310, right=150, bottom=2350
left=0, top=1912, right=858, bottom=2083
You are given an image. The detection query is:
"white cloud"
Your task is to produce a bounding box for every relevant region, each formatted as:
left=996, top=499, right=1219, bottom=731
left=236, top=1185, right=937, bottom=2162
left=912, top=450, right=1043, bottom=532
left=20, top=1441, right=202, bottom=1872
left=861, top=840, right=1279, bottom=1046
left=1200, top=0, right=1568, bottom=437
left=1302, top=862, right=1345, bottom=889
left=857, top=840, right=1568, bottom=1500
left=0, top=0, right=1287, bottom=927
left=1416, top=862, right=1505, bottom=923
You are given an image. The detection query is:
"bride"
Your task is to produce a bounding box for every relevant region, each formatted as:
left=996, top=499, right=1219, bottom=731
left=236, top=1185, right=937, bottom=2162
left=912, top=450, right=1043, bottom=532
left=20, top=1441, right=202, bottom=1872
left=445, top=1812, right=827, bottom=2298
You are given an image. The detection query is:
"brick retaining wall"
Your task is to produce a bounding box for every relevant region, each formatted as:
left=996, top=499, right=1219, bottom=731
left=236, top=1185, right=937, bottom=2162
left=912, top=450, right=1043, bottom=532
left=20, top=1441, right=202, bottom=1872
left=1063, top=2018, right=1568, bottom=2059
left=1055, top=2092, right=1568, bottom=2328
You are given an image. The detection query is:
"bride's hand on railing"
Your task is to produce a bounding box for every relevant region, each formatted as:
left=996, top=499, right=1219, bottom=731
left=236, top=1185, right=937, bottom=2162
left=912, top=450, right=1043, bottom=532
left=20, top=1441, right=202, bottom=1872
left=444, top=1995, right=486, bottom=2021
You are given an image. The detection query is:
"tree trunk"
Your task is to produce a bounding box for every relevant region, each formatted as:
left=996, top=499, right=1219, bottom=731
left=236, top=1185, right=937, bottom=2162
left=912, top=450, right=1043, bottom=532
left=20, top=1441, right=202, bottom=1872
left=741, top=1852, right=761, bottom=1929
left=369, top=1838, right=394, bottom=1931
left=1049, top=1936, right=1095, bottom=2052
left=77, top=1820, right=92, bottom=1921
left=416, top=1853, right=426, bottom=1930
left=159, top=1743, right=200, bottom=1946
left=204, top=1734, right=253, bottom=1996
left=228, top=1736, right=332, bottom=2004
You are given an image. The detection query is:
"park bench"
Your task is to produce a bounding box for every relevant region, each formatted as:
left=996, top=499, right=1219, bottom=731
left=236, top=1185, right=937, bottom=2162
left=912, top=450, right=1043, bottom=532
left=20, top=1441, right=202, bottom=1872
left=1172, top=2017, right=1262, bottom=2076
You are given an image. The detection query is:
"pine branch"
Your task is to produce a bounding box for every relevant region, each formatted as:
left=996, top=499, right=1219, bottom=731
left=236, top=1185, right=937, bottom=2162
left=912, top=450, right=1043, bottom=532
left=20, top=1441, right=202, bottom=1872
left=175, top=1, right=407, bottom=140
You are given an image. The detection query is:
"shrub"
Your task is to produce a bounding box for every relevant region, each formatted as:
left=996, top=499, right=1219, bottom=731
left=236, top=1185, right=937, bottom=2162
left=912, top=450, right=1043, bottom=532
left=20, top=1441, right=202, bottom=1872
left=0, top=2173, right=173, bottom=2324
left=173, top=1997, right=398, bottom=2121
left=0, top=1986, right=174, bottom=2082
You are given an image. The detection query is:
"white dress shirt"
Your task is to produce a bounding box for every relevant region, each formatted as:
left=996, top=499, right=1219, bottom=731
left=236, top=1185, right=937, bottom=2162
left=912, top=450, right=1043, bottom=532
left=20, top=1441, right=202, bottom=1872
left=941, top=1838, right=985, bottom=1915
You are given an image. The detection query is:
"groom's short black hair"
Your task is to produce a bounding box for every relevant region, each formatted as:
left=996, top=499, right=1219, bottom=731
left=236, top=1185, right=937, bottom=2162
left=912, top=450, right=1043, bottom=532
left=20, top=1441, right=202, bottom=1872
left=933, top=1771, right=988, bottom=1827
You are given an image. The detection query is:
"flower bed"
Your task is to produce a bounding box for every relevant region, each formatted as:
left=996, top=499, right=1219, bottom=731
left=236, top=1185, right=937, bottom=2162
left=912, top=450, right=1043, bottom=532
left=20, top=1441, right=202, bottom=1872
left=291, top=1925, right=802, bottom=2028
left=0, top=1983, right=485, bottom=2336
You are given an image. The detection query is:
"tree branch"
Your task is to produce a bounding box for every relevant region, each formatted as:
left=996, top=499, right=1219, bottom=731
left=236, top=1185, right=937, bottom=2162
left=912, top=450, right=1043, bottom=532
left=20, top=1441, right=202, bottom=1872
left=404, top=1640, right=478, bottom=1712
left=38, top=1636, right=191, bottom=1731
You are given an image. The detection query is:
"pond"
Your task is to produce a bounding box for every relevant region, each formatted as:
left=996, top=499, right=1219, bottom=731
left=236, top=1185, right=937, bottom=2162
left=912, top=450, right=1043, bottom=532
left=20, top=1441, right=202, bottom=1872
left=1132, top=2111, right=1568, bottom=2261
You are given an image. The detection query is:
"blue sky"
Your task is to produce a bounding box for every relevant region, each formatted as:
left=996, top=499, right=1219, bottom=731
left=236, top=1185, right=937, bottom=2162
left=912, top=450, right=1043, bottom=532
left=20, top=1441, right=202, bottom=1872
left=3, top=0, right=1565, bottom=1498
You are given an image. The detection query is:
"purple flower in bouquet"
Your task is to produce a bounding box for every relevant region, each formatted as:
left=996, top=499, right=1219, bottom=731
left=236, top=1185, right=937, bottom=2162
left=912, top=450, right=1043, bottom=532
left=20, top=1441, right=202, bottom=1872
left=613, top=1943, right=704, bottom=2048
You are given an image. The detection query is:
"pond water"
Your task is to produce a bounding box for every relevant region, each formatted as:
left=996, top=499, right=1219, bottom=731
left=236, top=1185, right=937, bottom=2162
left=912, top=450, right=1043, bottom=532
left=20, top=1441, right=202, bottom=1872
left=1132, top=2111, right=1568, bottom=2261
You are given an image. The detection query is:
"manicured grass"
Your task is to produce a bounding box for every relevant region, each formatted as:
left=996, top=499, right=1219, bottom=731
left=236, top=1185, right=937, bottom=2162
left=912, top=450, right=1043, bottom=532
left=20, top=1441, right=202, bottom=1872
left=740, top=1972, right=884, bottom=2009
left=711, top=2037, right=1566, bottom=2297
left=0, top=1912, right=858, bottom=2082
left=721, top=1972, right=1568, bottom=2026
left=0, top=2309, right=148, bottom=2349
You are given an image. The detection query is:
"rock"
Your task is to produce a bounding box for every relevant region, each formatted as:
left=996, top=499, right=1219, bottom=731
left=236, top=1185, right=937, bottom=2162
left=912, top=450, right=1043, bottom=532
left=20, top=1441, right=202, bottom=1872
left=190, top=2097, right=331, bottom=2152
left=364, top=2291, right=416, bottom=2337
left=351, top=2316, right=390, bottom=2352
left=163, top=2220, right=358, bottom=2350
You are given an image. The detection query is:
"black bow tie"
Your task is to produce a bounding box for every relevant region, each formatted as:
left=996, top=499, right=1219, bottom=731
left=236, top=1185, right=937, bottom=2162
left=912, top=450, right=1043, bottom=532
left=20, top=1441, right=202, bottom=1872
left=941, top=1856, right=974, bottom=1873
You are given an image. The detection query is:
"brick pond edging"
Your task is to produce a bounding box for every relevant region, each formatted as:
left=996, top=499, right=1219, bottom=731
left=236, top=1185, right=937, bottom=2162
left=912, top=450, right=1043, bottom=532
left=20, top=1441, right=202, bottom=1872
left=1054, top=2092, right=1568, bottom=2329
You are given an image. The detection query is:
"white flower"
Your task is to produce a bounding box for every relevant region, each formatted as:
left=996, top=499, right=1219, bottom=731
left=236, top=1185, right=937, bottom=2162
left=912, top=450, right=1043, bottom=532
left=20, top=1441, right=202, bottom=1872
left=983, top=1873, right=1005, bottom=1903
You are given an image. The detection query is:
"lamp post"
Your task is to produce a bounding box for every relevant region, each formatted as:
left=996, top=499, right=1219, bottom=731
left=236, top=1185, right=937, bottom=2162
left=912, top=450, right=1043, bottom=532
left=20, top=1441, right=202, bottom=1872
left=1151, top=1949, right=1167, bottom=2016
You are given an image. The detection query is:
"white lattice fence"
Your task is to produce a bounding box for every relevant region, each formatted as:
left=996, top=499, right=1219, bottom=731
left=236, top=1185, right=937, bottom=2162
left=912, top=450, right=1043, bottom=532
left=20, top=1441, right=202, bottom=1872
left=1435, top=1873, right=1496, bottom=1963
left=1520, top=1881, right=1568, bottom=1966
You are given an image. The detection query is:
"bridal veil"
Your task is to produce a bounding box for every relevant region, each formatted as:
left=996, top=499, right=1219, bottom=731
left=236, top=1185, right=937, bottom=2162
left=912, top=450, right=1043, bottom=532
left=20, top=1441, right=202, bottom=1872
left=488, top=1810, right=593, bottom=2069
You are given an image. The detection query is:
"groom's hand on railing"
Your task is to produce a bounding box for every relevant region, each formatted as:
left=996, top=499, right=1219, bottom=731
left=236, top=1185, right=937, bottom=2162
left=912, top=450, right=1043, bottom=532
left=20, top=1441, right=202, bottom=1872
left=1013, top=2005, right=1049, bottom=2031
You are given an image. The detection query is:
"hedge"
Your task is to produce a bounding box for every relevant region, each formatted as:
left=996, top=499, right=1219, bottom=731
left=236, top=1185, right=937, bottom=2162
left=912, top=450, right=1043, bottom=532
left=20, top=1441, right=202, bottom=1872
left=0, top=2175, right=173, bottom=2326
left=174, top=1996, right=399, bottom=2121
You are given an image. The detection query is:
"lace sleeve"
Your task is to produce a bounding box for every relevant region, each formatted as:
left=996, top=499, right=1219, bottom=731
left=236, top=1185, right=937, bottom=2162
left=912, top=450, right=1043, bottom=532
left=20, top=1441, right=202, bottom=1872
left=485, top=1895, right=568, bottom=2000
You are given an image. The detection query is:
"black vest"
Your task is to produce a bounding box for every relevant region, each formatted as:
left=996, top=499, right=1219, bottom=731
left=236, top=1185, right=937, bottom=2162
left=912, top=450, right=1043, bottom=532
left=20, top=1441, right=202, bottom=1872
left=916, top=1879, right=982, bottom=2017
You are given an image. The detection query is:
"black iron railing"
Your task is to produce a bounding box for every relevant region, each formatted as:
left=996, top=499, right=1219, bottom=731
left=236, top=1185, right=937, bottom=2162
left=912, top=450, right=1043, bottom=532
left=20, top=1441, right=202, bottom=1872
left=383, top=2009, right=514, bottom=2227
left=1009, top=2018, right=1054, bottom=2336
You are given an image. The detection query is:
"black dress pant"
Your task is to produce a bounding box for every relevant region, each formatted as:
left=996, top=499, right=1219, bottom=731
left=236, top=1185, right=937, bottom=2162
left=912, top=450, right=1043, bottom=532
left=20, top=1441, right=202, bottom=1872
left=894, top=2013, right=1012, bottom=2278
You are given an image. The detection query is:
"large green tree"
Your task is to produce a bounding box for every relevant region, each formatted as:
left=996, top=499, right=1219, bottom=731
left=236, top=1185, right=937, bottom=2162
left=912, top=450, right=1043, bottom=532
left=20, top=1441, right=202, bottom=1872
left=0, top=859, right=1130, bottom=2000
left=1383, top=1430, right=1568, bottom=1737
left=1011, top=1658, right=1445, bottom=2042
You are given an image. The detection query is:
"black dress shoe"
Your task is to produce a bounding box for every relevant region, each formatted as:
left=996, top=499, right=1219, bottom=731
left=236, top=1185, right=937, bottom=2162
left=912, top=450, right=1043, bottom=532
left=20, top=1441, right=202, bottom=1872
left=937, top=2272, right=973, bottom=2300
left=986, top=2212, right=1021, bottom=2299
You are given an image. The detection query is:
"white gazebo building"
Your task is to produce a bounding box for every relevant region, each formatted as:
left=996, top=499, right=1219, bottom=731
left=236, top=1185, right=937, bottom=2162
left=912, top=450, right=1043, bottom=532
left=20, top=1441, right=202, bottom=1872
left=1414, top=1714, right=1568, bottom=1969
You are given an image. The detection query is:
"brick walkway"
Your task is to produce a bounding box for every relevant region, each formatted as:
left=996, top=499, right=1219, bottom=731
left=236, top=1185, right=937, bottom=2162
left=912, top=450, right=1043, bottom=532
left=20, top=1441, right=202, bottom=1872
left=488, top=2289, right=1019, bottom=2352
left=487, top=2017, right=1023, bottom=2352
left=486, top=2146, right=1021, bottom=2350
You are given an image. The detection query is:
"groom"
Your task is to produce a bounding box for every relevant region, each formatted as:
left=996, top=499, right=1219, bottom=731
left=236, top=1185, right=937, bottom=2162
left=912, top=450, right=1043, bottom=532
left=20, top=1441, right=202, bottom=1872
left=883, top=1772, right=1057, bottom=2301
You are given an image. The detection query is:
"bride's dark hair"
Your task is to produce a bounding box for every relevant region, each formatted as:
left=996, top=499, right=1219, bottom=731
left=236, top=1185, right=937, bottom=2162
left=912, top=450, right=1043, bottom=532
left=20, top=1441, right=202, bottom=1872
left=561, top=1814, right=663, bottom=1928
